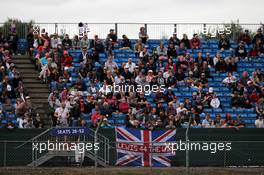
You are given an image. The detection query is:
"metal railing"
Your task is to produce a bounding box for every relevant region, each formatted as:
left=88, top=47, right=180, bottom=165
left=4, top=127, right=110, bottom=167
left=0, top=22, right=263, bottom=40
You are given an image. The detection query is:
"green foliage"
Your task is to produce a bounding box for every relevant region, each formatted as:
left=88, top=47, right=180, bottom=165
left=0, top=18, right=34, bottom=38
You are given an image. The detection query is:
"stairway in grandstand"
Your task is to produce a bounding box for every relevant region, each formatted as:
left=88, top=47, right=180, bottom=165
left=22, top=128, right=110, bottom=167
left=12, top=55, right=51, bottom=126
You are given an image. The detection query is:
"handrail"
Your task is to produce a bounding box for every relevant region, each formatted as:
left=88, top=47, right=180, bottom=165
left=15, top=128, right=52, bottom=149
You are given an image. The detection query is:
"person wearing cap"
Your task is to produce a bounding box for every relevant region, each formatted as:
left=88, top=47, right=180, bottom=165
left=252, top=28, right=264, bottom=45
left=61, top=50, right=73, bottom=68
left=146, top=70, right=154, bottom=83
left=169, top=32, right=180, bottom=47
left=122, top=64, right=133, bottom=82
left=202, top=87, right=216, bottom=107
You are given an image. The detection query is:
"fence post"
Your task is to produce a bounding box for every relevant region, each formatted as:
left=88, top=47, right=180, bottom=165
left=203, top=23, right=207, bottom=37
left=144, top=24, right=148, bottom=34
left=55, top=23, right=58, bottom=34
left=224, top=141, right=227, bottom=167
left=3, top=141, right=6, bottom=166
left=174, top=24, right=177, bottom=34
left=115, top=23, right=118, bottom=37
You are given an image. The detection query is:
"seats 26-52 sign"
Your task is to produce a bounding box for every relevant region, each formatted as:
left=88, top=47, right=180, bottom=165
left=51, top=127, right=90, bottom=136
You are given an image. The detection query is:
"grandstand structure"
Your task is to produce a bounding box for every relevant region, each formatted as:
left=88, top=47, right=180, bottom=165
left=0, top=22, right=264, bottom=171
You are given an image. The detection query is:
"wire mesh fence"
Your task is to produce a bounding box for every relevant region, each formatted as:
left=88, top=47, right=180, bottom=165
left=0, top=140, right=264, bottom=167
left=0, top=22, right=263, bottom=40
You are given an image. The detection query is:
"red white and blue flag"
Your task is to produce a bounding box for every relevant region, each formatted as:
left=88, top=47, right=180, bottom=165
left=115, top=127, right=176, bottom=167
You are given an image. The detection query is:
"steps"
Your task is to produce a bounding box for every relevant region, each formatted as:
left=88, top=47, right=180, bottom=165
left=13, top=55, right=51, bottom=127
left=25, top=128, right=110, bottom=167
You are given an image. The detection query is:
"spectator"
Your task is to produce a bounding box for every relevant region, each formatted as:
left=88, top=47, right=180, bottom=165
left=225, top=56, right=238, bottom=73
left=80, top=34, right=90, bottom=49
left=105, top=55, right=118, bottom=73
left=50, top=33, right=61, bottom=49
left=235, top=41, right=247, bottom=59
left=91, top=35, right=105, bottom=53
left=238, top=29, right=252, bottom=45
left=156, top=42, right=168, bottom=61
left=2, top=98, right=15, bottom=114
left=107, top=29, right=117, bottom=43
left=218, top=34, right=230, bottom=50
left=202, top=113, right=212, bottom=128
left=61, top=50, right=73, bottom=68
left=167, top=43, right=177, bottom=58
left=54, top=102, right=70, bottom=127
left=169, top=33, right=180, bottom=47
left=252, top=28, right=264, bottom=45
left=165, top=58, right=177, bottom=72
left=177, top=42, right=187, bottom=56
left=37, top=52, right=50, bottom=81
left=190, top=34, right=201, bottom=49
left=138, top=27, right=149, bottom=44
left=72, top=35, right=81, bottom=50
left=119, top=98, right=130, bottom=114
left=180, top=34, right=191, bottom=49
left=255, top=115, right=264, bottom=128
left=33, top=113, right=44, bottom=128
left=215, top=57, right=227, bottom=73
left=125, top=58, right=136, bottom=73
left=222, top=72, right=237, bottom=88
left=62, top=34, right=72, bottom=49
left=120, top=34, right=132, bottom=49
left=7, top=31, right=18, bottom=54
left=256, top=97, right=264, bottom=117
left=134, top=39, right=145, bottom=58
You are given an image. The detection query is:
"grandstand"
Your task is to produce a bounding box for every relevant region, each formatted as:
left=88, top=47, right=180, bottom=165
left=0, top=22, right=264, bottom=175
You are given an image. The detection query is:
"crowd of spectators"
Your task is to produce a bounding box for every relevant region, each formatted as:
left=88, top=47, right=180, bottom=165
left=3, top=25, right=264, bottom=129
left=0, top=23, right=44, bottom=129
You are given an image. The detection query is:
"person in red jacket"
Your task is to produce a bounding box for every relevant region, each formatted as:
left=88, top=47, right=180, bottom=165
left=190, top=34, right=201, bottom=49
left=61, top=50, right=73, bottom=68
left=119, top=97, right=130, bottom=114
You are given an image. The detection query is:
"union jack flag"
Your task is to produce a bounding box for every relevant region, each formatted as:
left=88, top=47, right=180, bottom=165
left=115, top=127, right=176, bottom=167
